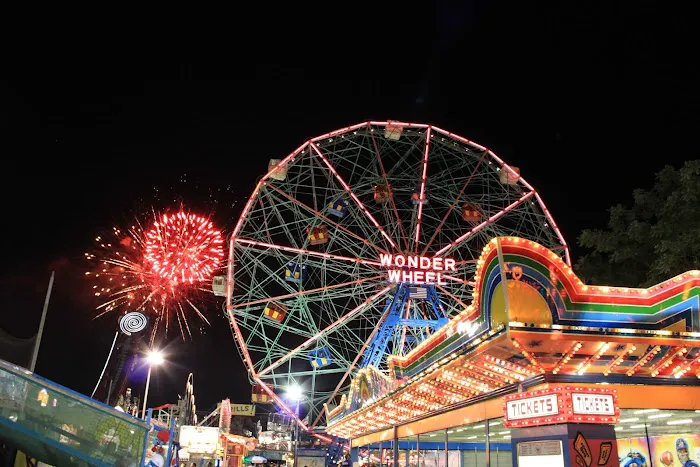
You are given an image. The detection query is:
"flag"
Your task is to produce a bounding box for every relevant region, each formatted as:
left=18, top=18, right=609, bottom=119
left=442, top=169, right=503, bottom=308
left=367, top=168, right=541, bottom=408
left=409, top=286, right=427, bottom=299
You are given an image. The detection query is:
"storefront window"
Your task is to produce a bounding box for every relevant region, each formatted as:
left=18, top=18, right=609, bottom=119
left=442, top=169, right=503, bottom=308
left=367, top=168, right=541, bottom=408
left=616, top=408, right=700, bottom=466
left=418, top=429, right=449, bottom=467
left=396, top=435, right=419, bottom=467
left=358, top=441, right=392, bottom=467
left=357, top=444, right=377, bottom=466
left=438, top=418, right=512, bottom=467
left=486, top=418, right=512, bottom=467
left=444, top=420, right=488, bottom=467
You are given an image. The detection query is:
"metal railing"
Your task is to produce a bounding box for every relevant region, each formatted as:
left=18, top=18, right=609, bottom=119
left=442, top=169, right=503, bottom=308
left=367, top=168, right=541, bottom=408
left=0, top=358, right=149, bottom=466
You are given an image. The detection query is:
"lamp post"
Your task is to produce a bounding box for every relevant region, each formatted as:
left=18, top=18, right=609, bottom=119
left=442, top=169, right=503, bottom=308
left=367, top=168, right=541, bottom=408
left=285, top=385, right=303, bottom=467
left=142, top=350, right=165, bottom=420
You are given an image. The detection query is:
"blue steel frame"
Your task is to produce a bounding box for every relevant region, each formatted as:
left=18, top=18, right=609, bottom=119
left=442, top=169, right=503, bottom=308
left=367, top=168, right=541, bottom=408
left=361, top=283, right=448, bottom=369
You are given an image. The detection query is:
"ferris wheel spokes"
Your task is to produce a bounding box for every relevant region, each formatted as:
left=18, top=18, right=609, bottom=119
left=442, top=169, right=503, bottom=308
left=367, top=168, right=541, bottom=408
left=228, top=275, right=384, bottom=311
left=433, top=191, right=535, bottom=257
left=368, top=126, right=410, bottom=251
left=310, top=298, right=397, bottom=429
left=421, top=150, right=489, bottom=256
left=310, top=142, right=401, bottom=253
left=263, top=182, right=391, bottom=256
left=257, top=285, right=392, bottom=377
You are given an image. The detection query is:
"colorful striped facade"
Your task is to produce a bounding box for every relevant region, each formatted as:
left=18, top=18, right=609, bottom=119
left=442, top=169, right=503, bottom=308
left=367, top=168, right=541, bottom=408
left=325, top=236, right=700, bottom=438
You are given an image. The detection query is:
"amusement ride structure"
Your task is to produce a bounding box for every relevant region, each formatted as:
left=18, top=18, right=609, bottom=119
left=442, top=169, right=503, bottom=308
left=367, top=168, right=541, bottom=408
left=224, top=121, right=569, bottom=435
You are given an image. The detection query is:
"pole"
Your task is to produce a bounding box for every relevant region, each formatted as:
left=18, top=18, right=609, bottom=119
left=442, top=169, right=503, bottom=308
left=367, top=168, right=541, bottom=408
left=443, top=428, right=448, bottom=467
left=644, top=423, right=654, bottom=467
left=294, top=399, right=299, bottom=467
left=393, top=426, right=399, bottom=467
left=91, top=331, right=119, bottom=398
left=30, top=271, right=54, bottom=372
left=416, top=434, right=420, bottom=467
left=142, top=365, right=152, bottom=420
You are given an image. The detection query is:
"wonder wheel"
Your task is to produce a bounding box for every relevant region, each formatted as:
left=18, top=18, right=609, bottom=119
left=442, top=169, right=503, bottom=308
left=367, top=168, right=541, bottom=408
left=225, top=121, right=568, bottom=428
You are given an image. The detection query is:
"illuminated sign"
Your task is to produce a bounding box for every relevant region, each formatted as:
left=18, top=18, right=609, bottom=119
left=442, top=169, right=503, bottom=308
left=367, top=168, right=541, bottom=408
left=231, top=403, right=256, bottom=416
left=179, top=426, right=219, bottom=454
left=503, top=386, right=619, bottom=428
left=571, top=393, right=614, bottom=416
left=506, top=394, right=559, bottom=421
left=379, top=254, right=456, bottom=285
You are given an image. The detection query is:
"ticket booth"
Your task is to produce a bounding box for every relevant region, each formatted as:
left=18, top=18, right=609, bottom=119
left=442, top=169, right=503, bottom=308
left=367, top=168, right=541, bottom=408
left=505, top=386, right=619, bottom=467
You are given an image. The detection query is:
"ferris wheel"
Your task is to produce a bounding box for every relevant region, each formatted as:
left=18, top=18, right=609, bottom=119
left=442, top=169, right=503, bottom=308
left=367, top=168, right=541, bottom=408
left=225, top=121, right=569, bottom=429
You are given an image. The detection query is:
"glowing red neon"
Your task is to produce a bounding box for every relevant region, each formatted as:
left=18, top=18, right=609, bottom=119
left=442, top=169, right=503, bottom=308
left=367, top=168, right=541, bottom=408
left=380, top=253, right=456, bottom=285
left=236, top=238, right=382, bottom=267
left=414, top=126, right=431, bottom=250
left=503, top=386, right=620, bottom=428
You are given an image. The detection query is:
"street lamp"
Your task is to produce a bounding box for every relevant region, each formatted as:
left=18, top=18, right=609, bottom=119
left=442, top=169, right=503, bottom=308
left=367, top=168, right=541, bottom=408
left=285, top=385, right=303, bottom=467
left=142, top=350, right=165, bottom=419
left=285, top=385, right=303, bottom=402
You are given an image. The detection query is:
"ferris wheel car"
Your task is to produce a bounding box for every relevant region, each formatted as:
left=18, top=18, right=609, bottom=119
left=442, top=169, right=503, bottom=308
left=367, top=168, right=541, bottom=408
left=263, top=302, right=287, bottom=323
left=326, top=198, right=349, bottom=218
left=307, top=225, right=329, bottom=245
left=268, top=159, right=288, bottom=181
left=284, top=262, right=307, bottom=283
left=499, top=165, right=520, bottom=185
left=462, top=203, right=482, bottom=222
left=309, top=347, right=333, bottom=368
left=384, top=122, right=403, bottom=140
left=411, top=186, right=430, bottom=205
left=373, top=183, right=392, bottom=204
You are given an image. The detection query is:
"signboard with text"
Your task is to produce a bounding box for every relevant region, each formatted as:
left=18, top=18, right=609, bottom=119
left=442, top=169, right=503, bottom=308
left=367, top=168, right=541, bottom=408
left=379, top=254, right=456, bottom=285
left=231, top=403, right=256, bottom=416
left=507, top=393, right=559, bottom=421
left=517, top=440, right=565, bottom=467
left=503, top=386, right=619, bottom=428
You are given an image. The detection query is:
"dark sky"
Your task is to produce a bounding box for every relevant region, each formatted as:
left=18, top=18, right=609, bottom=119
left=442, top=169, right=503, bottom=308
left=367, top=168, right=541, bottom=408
left=1, top=3, right=697, bottom=418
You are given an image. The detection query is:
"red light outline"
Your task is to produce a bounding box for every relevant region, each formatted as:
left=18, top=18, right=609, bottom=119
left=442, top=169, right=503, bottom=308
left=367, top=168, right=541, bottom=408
left=503, top=386, right=620, bottom=428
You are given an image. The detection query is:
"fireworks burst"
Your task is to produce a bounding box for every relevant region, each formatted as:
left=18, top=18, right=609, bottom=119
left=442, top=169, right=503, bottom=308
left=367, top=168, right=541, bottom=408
left=86, top=209, right=225, bottom=343
left=144, top=211, right=224, bottom=284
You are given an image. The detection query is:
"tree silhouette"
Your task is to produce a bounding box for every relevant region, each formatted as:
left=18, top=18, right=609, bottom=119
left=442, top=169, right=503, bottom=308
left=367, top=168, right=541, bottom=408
left=577, top=161, right=700, bottom=287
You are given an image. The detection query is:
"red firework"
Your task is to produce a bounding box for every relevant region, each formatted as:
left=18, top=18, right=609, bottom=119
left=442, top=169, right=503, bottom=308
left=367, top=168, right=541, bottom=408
left=87, top=209, right=225, bottom=342
left=144, top=211, right=224, bottom=285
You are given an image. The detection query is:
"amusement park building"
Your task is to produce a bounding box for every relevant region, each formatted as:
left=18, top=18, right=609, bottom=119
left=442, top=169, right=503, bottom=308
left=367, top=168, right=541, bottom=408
left=324, top=237, right=700, bottom=467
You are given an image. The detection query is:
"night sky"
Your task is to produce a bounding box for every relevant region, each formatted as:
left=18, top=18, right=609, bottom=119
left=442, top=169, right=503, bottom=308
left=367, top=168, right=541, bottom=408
left=1, top=3, right=696, bottom=419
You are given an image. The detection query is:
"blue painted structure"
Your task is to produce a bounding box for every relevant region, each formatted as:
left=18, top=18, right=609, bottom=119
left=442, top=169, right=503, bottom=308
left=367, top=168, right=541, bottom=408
left=361, top=283, right=448, bottom=368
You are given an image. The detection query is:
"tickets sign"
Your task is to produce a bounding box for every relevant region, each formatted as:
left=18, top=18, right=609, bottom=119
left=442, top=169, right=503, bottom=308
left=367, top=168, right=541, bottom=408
left=571, top=392, right=615, bottom=416
left=503, top=386, right=619, bottom=428
left=506, top=393, right=559, bottom=421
